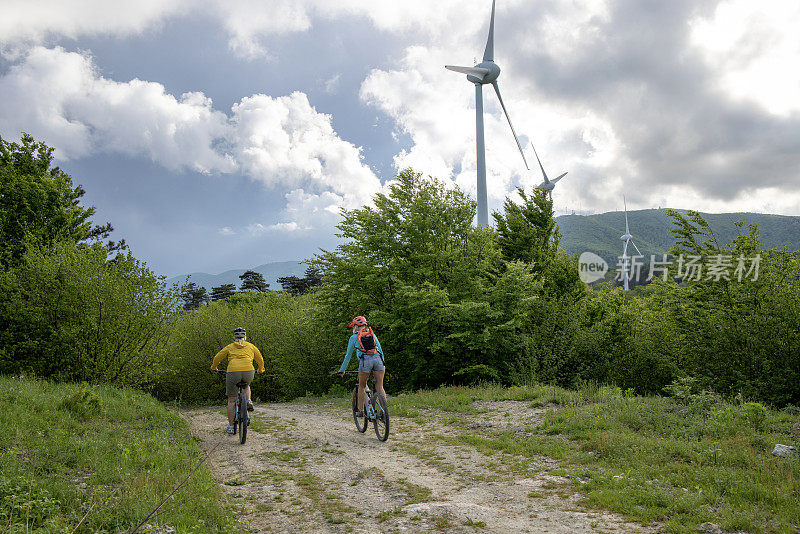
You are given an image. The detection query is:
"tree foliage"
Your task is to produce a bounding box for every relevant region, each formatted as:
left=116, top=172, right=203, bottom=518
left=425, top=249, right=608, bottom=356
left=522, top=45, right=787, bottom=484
left=210, top=283, right=236, bottom=301
left=311, top=169, right=556, bottom=389
left=150, top=292, right=338, bottom=403
left=277, top=266, right=323, bottom=296
left=3, top=135, right=797, bottom=408
left=239, top=270, right=269, bottom=293
left=181, top=282, right=208, bottom=310
left=0, top=134, right=125, bottom=266
left=0, top=243, right=180, bottom=384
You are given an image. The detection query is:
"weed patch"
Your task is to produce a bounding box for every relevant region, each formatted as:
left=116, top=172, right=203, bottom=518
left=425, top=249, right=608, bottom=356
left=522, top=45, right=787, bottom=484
left=0, top=377, right=235, bottom=533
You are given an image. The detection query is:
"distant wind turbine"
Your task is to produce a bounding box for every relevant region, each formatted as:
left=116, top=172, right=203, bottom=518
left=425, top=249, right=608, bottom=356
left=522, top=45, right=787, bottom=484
left=530, top=143, right=567, bottom=199
left=445, top=0, right=528, bottom=226
left=620, top=197, right=642, bottom=291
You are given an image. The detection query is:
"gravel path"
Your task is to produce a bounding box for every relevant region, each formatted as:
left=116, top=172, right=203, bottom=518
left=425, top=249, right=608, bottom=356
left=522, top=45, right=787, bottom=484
left=182, top=399, right=656, bottom=533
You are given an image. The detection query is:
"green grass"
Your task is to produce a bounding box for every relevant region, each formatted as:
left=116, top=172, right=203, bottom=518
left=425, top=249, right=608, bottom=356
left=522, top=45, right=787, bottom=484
left=276, top=382, right=800, bottom=532
left=394, top=477, right=432, bottom=504
left=387, top=383, right=800, bottom=534
left=388, top=382, right=602, bottom=417
left=0, top=376, right=236, bottom=533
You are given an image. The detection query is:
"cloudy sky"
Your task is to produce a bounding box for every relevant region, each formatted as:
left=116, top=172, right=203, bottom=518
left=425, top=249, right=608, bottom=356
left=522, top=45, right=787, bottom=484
left=1, top=0, right=799, bottom=277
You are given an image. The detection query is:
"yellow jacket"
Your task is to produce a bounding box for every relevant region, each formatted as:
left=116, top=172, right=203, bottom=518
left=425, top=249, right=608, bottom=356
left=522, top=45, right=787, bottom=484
left=211, top=341, right=265, bottom=373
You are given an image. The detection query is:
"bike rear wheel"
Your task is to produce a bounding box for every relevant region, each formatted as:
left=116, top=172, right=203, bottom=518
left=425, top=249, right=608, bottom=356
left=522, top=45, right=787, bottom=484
left=238, top=391, right=248, bottom=444
left=373, top=392, right=389, bottom=442
left=351, top=386, right=368, bottom=433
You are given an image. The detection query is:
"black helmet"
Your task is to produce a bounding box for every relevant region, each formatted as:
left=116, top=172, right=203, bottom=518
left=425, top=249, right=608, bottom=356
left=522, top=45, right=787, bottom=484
left=233, top=327, right=246, bottom=340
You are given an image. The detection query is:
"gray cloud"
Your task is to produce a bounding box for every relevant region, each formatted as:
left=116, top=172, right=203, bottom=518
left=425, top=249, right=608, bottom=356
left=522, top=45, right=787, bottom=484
left=505, top=0, right=800, bottom=204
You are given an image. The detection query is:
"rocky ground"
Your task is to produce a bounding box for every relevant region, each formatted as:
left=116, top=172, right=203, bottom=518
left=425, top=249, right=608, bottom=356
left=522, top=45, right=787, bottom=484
left=181, top=399, right=657, bottom=533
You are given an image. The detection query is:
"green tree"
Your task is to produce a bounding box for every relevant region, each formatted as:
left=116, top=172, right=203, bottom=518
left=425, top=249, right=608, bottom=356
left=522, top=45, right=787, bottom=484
left=493, top=186, right=559, bottom=267
left=493, top=186, right=583, bottom=299
left=657, top=210, right=800, bottom=405
left=277, top=275, right=303, bottom=296
left=181, top=282, right=208, bottom=310
left=239, top=270, right=269, bottom=293
left=210, top=283, right=236, bottom=301
left=0, top=134, right=124, bottom=266
left=0, top=242, right=180, bottom=384
left=151, top=291, right=339, bottom=403
left=311, top=169, right=508, bottom=389
left=278, top=266, right=323, bottom=296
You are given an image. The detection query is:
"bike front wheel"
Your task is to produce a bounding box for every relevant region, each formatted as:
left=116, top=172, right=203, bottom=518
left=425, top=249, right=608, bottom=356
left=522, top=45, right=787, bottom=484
left=351, top=386, right=368, bottom=433
left=373, top=392, right=389, bottom=442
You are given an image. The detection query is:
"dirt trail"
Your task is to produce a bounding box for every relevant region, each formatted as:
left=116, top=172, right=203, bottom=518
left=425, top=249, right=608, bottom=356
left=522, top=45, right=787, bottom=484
left=182, top=400, right=655, bottom=533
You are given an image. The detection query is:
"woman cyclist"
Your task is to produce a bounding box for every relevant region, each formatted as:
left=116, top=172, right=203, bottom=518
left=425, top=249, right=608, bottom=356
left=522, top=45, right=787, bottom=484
left=337, top=316, right=385, bottom=417
left=211, top=327, right=265, bottom=434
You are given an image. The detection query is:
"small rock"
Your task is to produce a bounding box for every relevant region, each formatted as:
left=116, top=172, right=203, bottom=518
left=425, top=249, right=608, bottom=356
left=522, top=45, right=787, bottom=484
left=772, top=444, right=797, bottom=458
left=696, top=523, right=723, bottom=534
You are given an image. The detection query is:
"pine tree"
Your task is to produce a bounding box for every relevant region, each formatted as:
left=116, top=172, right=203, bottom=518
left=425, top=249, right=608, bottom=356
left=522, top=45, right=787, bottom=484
left=210, top=283, right=236, bottom=301
left=278, top=267, right=323, bottom=296
left=239, top=270, right=269, bottom=293
left=181, top=282, right=208, bottom=310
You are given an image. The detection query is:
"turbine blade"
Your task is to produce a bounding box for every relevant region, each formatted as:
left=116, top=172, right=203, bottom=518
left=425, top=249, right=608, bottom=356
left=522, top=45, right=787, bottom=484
left=445, top=65, right=490, bottom=78
left=622, top=240, right=629, bottom=258
left=530, top=143, right=548, bottom=181
left=551, top=172, right=568, bottom=184
left=483, top=0, right=496, bottom=62
left=630, top=240, right=642, bottom=257
left=492, top=82, right=529, bottom=170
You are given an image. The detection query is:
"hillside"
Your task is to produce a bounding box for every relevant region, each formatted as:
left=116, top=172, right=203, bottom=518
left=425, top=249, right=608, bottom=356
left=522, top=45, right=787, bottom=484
left=165, top=211, right=800, bottom=290
left=556, top=209, right=800, bottom=264
left=166, top=261, right=307, bottom=291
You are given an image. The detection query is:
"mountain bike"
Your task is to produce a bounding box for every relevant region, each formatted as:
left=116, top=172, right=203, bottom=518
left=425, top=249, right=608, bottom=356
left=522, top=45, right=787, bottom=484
left=214, top=371, right=250, bottom=445
left=343, top=371, right=389, bottom=441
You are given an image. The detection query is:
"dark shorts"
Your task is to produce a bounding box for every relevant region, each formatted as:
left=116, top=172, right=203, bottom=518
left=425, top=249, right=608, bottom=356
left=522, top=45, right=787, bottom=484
left=226, top=370, right=255, bottom=396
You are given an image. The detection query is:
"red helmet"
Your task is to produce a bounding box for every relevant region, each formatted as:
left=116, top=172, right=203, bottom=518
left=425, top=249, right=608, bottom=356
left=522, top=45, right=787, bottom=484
left=349, top=316, right=367, bottom=327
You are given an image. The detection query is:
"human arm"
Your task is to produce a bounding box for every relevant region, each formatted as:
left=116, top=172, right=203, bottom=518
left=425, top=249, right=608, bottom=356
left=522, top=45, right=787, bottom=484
left=210, top=346, right=228, bottom=371
left=252, top=345, right=266, bottom=373
left=338, top=335, right=357, bottom=374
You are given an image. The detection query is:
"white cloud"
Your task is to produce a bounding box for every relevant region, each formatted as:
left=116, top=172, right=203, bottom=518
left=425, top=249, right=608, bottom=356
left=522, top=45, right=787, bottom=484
left=251, top=189, right=345, bottom=236
left=213, top=0, right=312, bottom=60
left=0, top=0, right=187, bottom=47
left=3, top=1, right=800, bottom=221
left=218, top=227, right=235, bottom=235
left=230, top=92, right=381, bottom=208
left=323, top=74, right=341, bottom=94
left=0, top=47, right=234, bottom=171
left=0, top=0, right=503, bottom=61
left=359, top=44, right=628, bottom=214
left=690, top=0, right=800, bottom=116
left=0, top=47, right=381, bottom=229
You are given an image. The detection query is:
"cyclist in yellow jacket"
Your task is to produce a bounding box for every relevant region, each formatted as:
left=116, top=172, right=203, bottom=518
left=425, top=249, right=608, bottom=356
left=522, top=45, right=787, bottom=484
left=211, top=327, right=265, bottom=434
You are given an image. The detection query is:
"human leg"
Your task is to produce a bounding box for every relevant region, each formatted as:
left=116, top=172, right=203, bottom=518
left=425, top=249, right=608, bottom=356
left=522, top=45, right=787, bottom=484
left=357, top=371, right=369, bottom=412
left=227, top=396, right=236, bottom=425
left=374, top=369, right=386, bottom=398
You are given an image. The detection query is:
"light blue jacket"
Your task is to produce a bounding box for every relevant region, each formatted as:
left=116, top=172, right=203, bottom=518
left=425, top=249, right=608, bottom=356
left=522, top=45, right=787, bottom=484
left=339, top=331, right=384, bottom=372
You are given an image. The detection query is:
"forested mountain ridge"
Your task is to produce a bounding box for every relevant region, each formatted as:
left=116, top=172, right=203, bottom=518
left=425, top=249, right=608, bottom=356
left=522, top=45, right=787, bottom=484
left=557, top=209, right=800, bottom=263
left=165, top=261, right=306, bottom=291
left=167, top=211, right=800, bottom=289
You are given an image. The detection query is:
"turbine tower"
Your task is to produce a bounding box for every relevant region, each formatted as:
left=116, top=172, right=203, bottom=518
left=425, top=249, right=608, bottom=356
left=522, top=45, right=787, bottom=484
left=620, top=197, right=642, bottom=291
left=530, top=143, right=567, bottom=199
left=446, top=0, right=528, bottom=226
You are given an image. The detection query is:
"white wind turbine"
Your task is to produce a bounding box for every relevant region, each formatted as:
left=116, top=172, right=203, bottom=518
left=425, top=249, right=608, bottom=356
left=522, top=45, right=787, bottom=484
left=620, top=197, right=642, bottom=291
left=445, top=0, right=529, bottom=226
left=530, top=143, right=567, bottom=199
